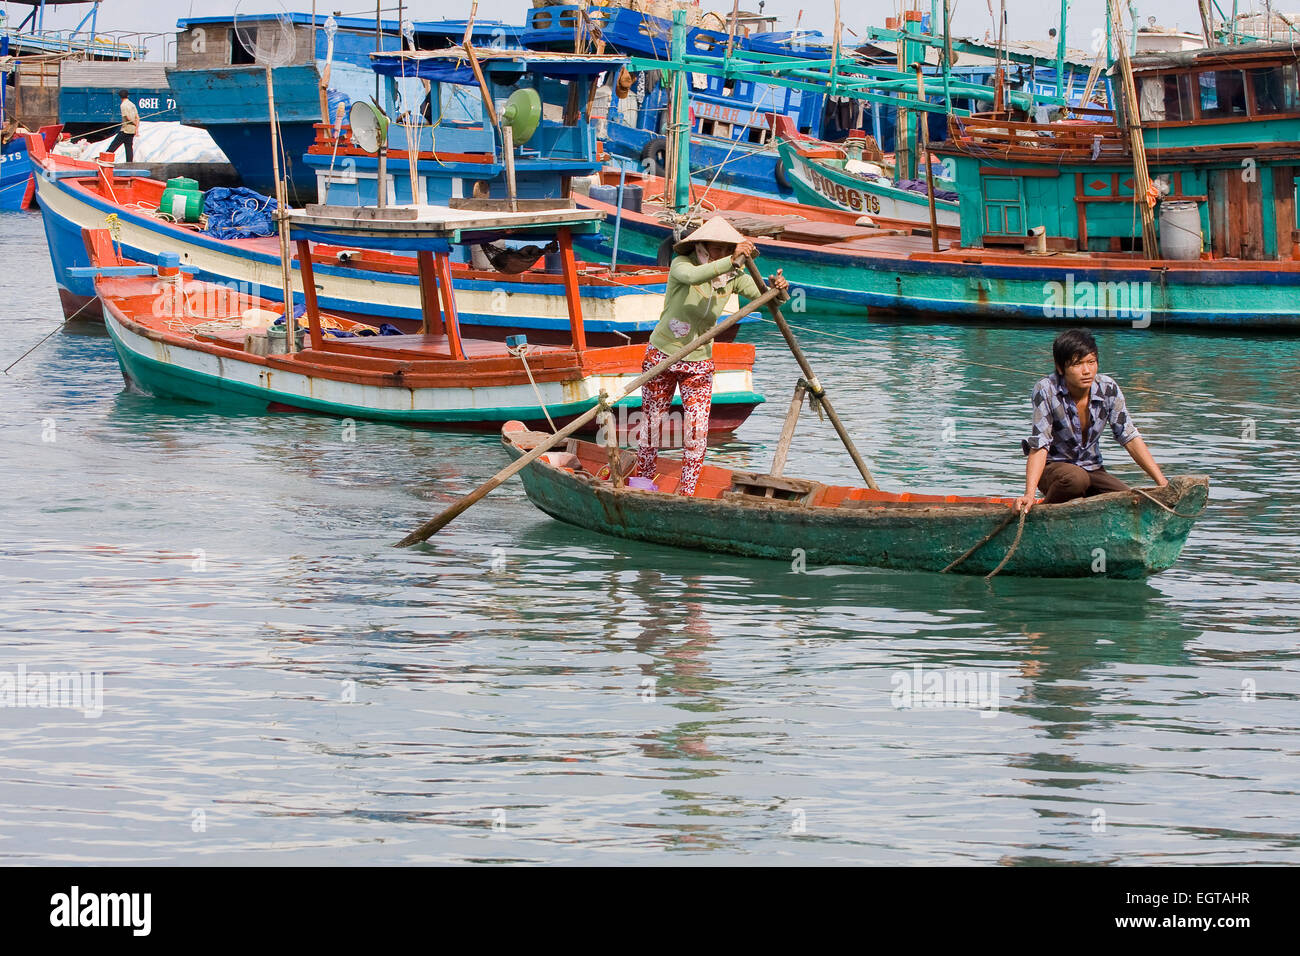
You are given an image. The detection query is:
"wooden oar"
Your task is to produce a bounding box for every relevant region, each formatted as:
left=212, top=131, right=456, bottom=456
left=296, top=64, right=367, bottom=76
left=742, top=260, right=880, bottom=490
left=394, top=283, right=786, bottom=547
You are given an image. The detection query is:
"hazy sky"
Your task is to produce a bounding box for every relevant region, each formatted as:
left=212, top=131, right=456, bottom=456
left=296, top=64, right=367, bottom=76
left=7, top=1, right=1275, bottom=59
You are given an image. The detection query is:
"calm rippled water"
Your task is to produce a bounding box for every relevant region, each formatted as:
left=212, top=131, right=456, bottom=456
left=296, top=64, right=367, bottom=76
left=1, top=209, right=1297, bottom=864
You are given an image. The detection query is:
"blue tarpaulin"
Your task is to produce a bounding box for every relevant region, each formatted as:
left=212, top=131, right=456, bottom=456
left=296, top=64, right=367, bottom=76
left=203, top=187, right=278, bottom=240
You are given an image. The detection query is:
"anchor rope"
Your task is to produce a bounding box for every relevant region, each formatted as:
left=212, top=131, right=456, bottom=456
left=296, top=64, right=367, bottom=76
left=984, top=509, right=1028, bottom=580
left=508, top=342, right=557, bottom=433
left=941, top=508, right=1017, bottom=573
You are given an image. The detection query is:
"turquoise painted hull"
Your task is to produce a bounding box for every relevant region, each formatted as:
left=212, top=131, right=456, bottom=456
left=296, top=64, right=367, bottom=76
left=576, top=197, right=1300, bottom=329
left=105, top=313, right=762, bottom=432
left=506, top=432, right=1210, bottom=578
left=775, top=137, right=959, bottom=225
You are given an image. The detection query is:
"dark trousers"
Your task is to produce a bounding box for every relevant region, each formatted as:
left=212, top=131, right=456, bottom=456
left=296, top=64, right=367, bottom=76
left=107, top=130, right=134, bottom=163
left=1039, top=461, right=1130, bottom=503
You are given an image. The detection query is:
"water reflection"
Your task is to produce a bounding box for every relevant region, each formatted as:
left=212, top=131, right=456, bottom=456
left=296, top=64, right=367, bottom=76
left=2, top=208, right=1299, bottom=863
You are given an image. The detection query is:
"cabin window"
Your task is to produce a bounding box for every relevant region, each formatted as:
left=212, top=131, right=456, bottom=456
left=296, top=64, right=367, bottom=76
left=1198, top=69, right=1248, bottom=119
left=229, top=28, right=257, bottom=65
left=1141, top=73, right=1193, bottom=122
left=1250, top=64, right=1300, bottom=115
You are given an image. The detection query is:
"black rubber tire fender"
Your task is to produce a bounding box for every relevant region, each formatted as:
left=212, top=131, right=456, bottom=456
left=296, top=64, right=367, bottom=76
left=640, top=136, right=668, bottom=176
left=773, top=157, right=791, bottom=191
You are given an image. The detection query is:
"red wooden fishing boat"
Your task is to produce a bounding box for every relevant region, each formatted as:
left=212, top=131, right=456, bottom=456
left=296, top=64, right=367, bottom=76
left=81, top=201, right=763, bottom=435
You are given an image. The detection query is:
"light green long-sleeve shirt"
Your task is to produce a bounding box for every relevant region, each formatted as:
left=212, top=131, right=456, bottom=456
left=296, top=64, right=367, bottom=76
left=648, top=254, right=761, bottom=362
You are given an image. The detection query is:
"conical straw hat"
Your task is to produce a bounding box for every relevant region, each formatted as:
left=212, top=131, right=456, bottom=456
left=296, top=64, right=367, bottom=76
left=673, top=215, right=747, bottom=255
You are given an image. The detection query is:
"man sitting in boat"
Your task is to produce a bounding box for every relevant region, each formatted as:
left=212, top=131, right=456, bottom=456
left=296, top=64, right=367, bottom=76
left=634, top=217, right=787, bottom=496
left=1016, top=329, right=1167, bottom=513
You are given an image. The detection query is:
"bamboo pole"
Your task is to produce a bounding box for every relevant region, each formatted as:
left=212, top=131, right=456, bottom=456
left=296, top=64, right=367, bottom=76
left=830, top=0, right=841, bottom=95
left=1198, top=0, right=1216, bottom=47
left=463, top=1, right=479, bottom=47
left=1107, top=0, right=1159, bottom=258
left=725, top=0, right=741, bottom=59
left=267, top=64, right=297, bottom=354
left=914, top=65, right=940, bottom=253
left=394, top=285, right=786, bottom=546
left=941, top=0, right=953, bottom=111
left=462, top=42, right=500, bottom=130
left=769, top=382, right=808, bottom=478
left=742, top=260, right=879, bottom=490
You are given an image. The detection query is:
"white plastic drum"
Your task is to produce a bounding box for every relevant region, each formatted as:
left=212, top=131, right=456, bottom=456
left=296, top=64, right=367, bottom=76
left=1158, top=200, right=1203, bottom=260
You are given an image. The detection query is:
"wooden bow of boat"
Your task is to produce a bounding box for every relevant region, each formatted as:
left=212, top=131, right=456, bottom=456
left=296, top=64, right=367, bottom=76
left=501, top=422, right=1210, bottom=579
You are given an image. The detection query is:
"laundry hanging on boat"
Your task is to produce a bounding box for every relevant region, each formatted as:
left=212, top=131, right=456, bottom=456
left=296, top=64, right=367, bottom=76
left=202, top=187, right=278, bottom=240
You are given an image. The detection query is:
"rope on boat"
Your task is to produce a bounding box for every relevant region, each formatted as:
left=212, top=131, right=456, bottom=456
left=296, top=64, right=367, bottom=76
left=942, top=508, right=1017, bottom=573
left=3, top=295, right=103, bottom=375
left=508, top=341, right=557, bottom=433
left=1131, top=486, right=1202, bottom=519
left=943, top=486, right=1195, bottom=579
left=984, top=510, right=1029, bottom=580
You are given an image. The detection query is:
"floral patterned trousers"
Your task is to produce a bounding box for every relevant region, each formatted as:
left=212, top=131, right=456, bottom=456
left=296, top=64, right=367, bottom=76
left=635, top=345, right=714, bottom=496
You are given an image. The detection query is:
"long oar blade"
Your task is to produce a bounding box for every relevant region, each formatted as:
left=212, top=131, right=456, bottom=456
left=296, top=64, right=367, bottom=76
left=394, top=283, right=784, bottom=547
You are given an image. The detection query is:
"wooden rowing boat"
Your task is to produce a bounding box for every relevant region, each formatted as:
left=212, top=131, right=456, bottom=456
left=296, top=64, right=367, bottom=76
left=501, top=421, right=1209, bottom=578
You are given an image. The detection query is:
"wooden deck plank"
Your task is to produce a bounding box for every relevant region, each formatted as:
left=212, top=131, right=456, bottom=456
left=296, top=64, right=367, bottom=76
left=317, top=334, right=570, bottom=360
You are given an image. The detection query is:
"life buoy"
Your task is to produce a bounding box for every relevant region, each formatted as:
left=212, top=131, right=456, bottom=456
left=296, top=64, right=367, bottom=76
left=773, top=158, right=791, bottom=192
left=640, top=136, right=668, bottom=176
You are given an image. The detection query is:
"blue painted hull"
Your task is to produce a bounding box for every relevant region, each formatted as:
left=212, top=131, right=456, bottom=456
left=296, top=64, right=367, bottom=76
left=205, top=122, right=318, bottom=200
left=35, top=167, right=668, bottom=343
left=168, top=63, right=373, bottom=202
left=575, top=198, right=1300, bottom=330
left=0, top=137, right=33, bottom=210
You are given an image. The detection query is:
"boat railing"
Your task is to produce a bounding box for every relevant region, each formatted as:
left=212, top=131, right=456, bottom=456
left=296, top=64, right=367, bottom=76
left=1, top=29, right=153, bottom=60
left=947, top=111, right=1127, bottom=161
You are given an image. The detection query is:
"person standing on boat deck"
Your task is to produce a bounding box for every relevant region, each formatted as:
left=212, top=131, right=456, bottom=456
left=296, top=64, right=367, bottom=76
left=107, top=90, right=139, bottom=164
left=635, top=217, right=787, bottom=496
left=1016, top=328, right=1167, bottom=513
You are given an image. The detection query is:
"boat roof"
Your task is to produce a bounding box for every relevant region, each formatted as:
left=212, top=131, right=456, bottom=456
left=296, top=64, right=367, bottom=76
left=371, top=48, right=627, bottom=84
left=1131, top=40, right=1300, bottom=71
left=174, top=14, right=518, bottom=36
left=288, top=202, right=605, bottom=251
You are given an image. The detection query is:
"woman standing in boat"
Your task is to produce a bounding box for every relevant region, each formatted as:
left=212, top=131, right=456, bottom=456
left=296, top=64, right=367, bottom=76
left=635, top=217, right=787, bottom=496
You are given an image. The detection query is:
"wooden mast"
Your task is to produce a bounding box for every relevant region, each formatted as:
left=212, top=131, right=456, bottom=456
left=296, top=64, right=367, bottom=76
left=1107, top=0, right=1159, bottom=258
left=914, top=66, right=940, bottom=253
left=267, top=65, right=297, bottom=354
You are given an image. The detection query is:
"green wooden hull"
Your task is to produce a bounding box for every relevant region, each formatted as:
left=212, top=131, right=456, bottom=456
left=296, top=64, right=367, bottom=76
left=775, top=137, right=961, bottom=226
left=505, top=434, right=1208, bottom=578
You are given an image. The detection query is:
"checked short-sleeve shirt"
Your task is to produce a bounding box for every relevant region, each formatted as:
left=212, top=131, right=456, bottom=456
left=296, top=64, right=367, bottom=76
left=1022, top=372, right=1139, bottom=471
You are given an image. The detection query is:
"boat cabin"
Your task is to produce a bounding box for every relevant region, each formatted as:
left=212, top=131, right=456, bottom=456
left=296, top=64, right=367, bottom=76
left=306, top=49, right=627, bottom=208
left=166, top=14, right=521, bottom=200
left=288, top=200, right=605, bottom=355
left=939, top=42, right=1300, bottom=261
